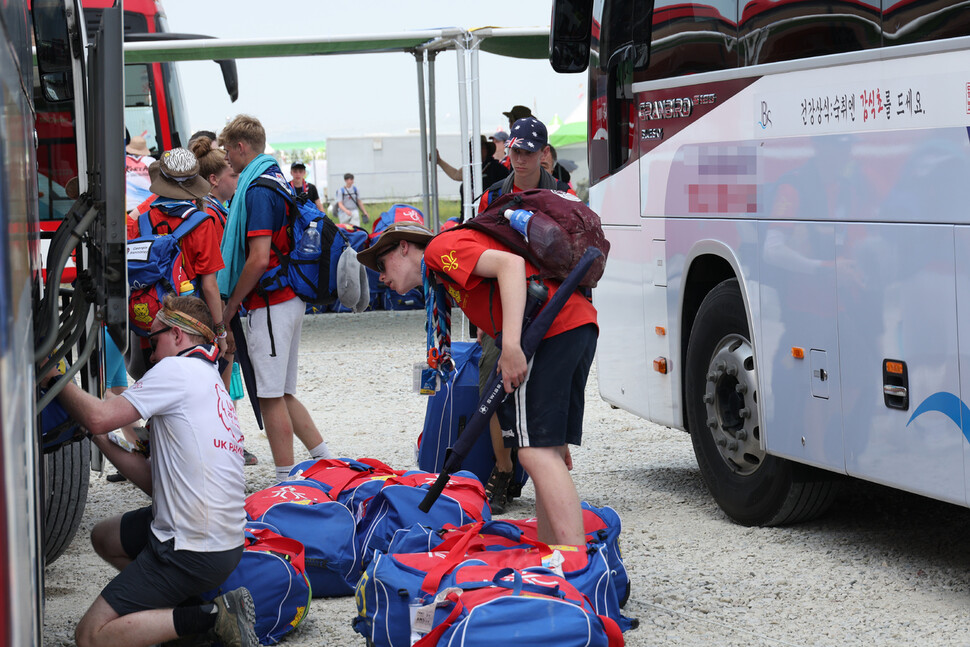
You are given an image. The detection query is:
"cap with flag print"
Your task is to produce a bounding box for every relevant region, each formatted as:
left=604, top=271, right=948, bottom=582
left=507, top=117, right=548, bottom=152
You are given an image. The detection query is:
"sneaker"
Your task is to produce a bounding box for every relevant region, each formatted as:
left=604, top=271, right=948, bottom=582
left=106, top=472, right=127, bottom=483
left=243, top=449, right=259, bottom=466
left=213, top=587, right=258, bottom=647
left=485, top=466, right=514, bottom=516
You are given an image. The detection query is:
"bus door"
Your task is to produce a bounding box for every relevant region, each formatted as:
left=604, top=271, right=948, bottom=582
left=585, top=0, right=651, bottom=416
left=757, top=136, right=844, bottom=473
left=835, top=127, right=967, bottom=503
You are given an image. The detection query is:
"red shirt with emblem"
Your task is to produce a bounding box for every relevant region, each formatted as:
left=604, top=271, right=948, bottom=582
left=424, top=228, right=596, bottom=340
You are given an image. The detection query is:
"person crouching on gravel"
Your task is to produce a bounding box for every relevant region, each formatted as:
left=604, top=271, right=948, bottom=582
left=41, top=295, right=258, bottom=647
left=358, top=222, right=598, bottom=546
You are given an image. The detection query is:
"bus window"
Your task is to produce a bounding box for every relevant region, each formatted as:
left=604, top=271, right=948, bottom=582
left=883, top=0, right=970, bottom=45
left=124, top=64, right=160, bottom=154
left=739, top=0, right=881, bottom=66
left=642, top=0, right=738, bottom=81
left=589, top=0, right=639, bottom=181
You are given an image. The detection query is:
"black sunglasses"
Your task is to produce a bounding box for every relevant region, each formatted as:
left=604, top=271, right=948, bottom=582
left=375, top=244, right=398, bottom=274
left=147, top=325, right=173, bottom=350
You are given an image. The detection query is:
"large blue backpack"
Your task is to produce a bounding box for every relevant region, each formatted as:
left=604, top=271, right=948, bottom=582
left=252, top=174, right=341, bottom=306
left=126, top=205, right=210, bottom=336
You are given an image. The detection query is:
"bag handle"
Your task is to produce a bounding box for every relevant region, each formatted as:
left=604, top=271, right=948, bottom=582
left=420, top=521, right=485, bottom=594
left=412, top=589, right=465, bottom=647
left=244, top=527, right=306, bottom=572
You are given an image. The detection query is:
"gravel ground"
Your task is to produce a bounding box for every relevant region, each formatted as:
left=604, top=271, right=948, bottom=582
left=43, top=310, right=970, bottom=646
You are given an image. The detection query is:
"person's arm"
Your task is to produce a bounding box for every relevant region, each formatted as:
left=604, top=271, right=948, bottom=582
left=91, top=433, right=153, bottom=495
left=223, top=235, right=271, bottom=327
left=49, top=379, right=141, bottom=436
left=434, top=149, right=463, bottom=182
left=337, top=188, right=351, bottom=215
left=472, top=249, right=528, bottom=393
left=198, top=272, right=228, bottom=355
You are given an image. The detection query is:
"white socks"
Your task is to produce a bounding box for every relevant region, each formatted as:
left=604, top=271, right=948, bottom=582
left=308, top=441, right=334, bottom=460
left=275, top=465, right=293, bottom=482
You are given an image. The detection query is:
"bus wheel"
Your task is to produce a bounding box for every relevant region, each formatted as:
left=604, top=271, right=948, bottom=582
left=44, top=438, right=89, bottom=564
left=685, top=279, right=838, bottom=526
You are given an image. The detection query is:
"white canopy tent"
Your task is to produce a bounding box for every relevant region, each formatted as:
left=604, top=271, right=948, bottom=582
left=123, top=26, right=551, bottom=228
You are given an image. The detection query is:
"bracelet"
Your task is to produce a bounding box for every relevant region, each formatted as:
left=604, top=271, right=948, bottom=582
left=216, top=330, right=228, bottom=340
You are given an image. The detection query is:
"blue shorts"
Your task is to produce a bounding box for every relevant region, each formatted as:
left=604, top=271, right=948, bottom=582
left=103, top=330, right=128, bottom=389
left=498, top=324, right=597, bottom=448
left=101, top=506, right=242, bottom=616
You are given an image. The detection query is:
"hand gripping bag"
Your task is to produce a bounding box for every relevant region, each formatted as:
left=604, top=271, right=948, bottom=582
left=202, top=524, right=311, bottom=645
left=385, top=520, right=635, bottom=631
left=289, top=457, right=404, bottom=512
left=414, top=565, right=624, bottom=647
left=355, top=470, right=490, bottom=563
left=245, top=480, right=358, bottom=596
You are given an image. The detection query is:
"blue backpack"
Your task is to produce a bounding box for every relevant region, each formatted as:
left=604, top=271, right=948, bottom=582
left=245, top=480, right=359, bottom=597
left=252, top=174, right=341, bottom=306
left=126, top=205, right=210, bottom=336
left=203, top=523, right=311, bottom=645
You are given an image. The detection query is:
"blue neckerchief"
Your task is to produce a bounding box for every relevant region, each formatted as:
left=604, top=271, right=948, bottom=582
left=150, top=197, right=198, bottom=218
left=218, top=153, right=278, bottom=299
left=176, top=343, right=219, bottom=365
left=204, top=195, right=229, bottom=226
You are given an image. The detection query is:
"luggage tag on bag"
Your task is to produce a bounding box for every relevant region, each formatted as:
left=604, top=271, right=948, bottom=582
left=413, top=363, right=441, bottom=395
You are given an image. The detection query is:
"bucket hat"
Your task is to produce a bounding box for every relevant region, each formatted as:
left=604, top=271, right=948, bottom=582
left=148, top=148, right=211, bottom=200
left=357, top=222, right=434, bottom=272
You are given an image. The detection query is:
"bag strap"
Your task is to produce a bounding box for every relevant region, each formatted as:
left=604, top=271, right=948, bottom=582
left=413, top=589, right=465, bottom=647
left=421, top=521, right=485, bottom=594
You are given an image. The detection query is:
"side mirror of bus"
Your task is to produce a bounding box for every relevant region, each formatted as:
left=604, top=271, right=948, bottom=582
left=550, top=0, right=593, bottom=73
left=33, top=0, right=78, bottom=102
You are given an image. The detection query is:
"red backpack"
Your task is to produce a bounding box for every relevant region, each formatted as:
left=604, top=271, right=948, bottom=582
left=459, top=188, right=610, bottom=288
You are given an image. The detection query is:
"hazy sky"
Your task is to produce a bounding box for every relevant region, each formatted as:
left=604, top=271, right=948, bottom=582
left=159, top=0, right=587, bottom=145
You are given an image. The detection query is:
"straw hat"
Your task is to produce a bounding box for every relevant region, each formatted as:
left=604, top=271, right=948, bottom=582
left=148, top=148, right=211, bottom=201
left=126, top=135, right=151, bottom=157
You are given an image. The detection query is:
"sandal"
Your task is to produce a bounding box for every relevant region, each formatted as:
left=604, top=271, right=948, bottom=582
left=485, top=466, right=514, bottom=515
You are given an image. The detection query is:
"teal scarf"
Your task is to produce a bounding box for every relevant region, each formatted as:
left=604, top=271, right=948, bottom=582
left=218, top=153, right=278, bottom=298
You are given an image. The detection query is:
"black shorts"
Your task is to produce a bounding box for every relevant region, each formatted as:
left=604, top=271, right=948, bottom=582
left=101, top=506, right=243, bottom=616
left=498, top=324, right=597, bottom=448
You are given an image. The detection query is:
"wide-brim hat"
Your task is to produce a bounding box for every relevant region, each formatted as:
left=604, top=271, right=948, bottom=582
left=336, top=246, right=371, bottom=313
left=148, top=148, right=211, bottom=200
left=126, top=135, right=151, bottom=157
left=502, top=105, right=533, bottom=122
left=357, top=222, right=435, bottom=272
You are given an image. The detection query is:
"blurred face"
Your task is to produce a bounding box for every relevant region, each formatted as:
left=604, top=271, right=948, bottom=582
left=291, top=168, right=306, bottom=184
left=345, top=177, right=354, bottom=187
left=209, top=164, right=238, bottom=203
left=377, top=241, right=422, bottom=295
left=540, top=147, right=554, bottom=173
left=147, top=321, right=176, bottom=365
left=224, top=140, right=255, bottom=174
left=509, top=146, right=542, bottom=179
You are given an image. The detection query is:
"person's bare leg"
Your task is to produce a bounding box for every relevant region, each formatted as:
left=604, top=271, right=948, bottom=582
left=488, top=415, right=514, bottom=472
left=283, top=393, right=324, bottom=451
left=75, top=596, right=178, bottom=647
left=518, top=445, right=584, bottom=545
left=260, top=396, right=294, bottom=466
left=90, top=515, right=130, bottom=571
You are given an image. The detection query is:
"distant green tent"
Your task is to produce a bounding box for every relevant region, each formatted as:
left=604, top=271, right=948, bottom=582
left=549, top=120, right=586, bottom=149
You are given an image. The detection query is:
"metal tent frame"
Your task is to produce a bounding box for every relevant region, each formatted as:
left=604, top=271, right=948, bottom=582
left=123, top=26, right=550, bottom=230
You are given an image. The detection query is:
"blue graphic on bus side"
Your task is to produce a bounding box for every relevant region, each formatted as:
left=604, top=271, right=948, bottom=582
left=907, top=391, right=970, bottom=443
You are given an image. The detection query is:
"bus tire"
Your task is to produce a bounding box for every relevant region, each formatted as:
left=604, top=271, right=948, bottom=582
left=44, top=438, right=90, bottom=564
left=685, top=279, right=838, bottom=526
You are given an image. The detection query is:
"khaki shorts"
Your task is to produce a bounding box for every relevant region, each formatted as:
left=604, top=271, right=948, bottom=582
left=245, top=296, right=304, bottom=398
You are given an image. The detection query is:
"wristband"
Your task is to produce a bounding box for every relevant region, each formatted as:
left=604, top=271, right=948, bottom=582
left=216, top=330, right=228, bottom=340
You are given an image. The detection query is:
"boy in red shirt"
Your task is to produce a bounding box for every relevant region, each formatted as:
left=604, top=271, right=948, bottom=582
left=358, top=221, right=597, bottom=546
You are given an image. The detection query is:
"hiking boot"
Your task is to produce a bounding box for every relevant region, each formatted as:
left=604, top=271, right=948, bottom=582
left=213, top=587, right=258, bottom=647
left=243, top=449, right=259, bottom=466
left=485, top=466, right=514, bottom=516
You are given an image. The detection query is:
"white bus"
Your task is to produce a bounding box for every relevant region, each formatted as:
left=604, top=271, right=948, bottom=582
left=550, top=0, right=970, bottom=525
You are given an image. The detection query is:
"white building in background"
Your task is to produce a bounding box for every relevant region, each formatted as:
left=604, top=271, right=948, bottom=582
left=327, top=133, right=464, bottom=201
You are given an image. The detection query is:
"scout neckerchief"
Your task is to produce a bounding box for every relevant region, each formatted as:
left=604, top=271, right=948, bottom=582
left=423, top=258, right=453, bottom=389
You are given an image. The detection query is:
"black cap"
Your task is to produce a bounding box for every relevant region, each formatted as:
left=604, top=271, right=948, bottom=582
left=291, top=161, right=306, bottom=171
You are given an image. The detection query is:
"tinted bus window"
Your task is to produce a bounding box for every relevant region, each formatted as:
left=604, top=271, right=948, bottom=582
left=643, top=0, right=739, bottom=81
left=883, top=0, right=970, bottom=45
left=740, top=0, right=881, bottom=66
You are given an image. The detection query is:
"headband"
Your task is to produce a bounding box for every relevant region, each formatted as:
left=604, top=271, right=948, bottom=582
left=156, top=307, right=215, bottom=343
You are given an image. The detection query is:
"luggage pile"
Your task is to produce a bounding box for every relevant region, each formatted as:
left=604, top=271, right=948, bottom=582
left=202, top=455, right=635, bottom=644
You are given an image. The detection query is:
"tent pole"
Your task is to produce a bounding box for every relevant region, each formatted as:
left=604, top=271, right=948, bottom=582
left=414, top=50, right=431, bottom=225
left=469, top=37, right=483, bottom=210
left=455, top=33, right=473, bottom=223
left=428, top=50, right=440, bottom=230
